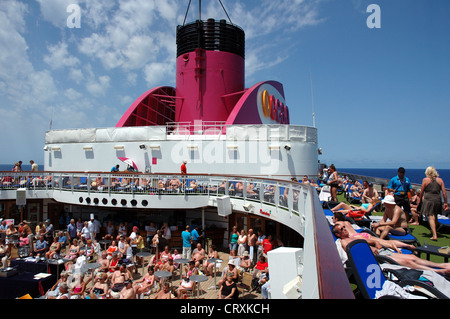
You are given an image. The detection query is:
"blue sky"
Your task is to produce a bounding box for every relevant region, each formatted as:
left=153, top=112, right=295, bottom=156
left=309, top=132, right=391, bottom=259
left=0, top=0, right=449, bottom=170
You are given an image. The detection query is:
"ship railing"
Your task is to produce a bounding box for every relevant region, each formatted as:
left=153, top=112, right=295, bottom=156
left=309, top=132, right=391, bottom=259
left=0, top=170, right=353, bottom=299
left=166, top=121, right=227, bottom=136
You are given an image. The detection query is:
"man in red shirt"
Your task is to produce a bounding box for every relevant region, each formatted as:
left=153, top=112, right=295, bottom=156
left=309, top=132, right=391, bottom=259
left=262, top=235, right=274, bottom=256
left=180, top=160, right=187, bottom=174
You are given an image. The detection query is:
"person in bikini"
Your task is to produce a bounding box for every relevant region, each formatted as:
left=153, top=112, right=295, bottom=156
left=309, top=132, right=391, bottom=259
left=133, top=266, right=155, bottom=296
left=331, top=202, right=374, bottom=216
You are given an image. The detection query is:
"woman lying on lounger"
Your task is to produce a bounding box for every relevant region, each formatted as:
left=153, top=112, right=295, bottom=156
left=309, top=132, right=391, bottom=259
left=331, top=202, right=374, bottom=215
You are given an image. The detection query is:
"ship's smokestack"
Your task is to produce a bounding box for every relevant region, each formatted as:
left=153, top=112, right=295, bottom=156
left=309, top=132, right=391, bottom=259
left=175, top=19, right=245, bottom=126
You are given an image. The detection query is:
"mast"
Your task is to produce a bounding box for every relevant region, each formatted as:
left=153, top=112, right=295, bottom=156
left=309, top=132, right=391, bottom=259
left=310, top=72, right=316, bottom=128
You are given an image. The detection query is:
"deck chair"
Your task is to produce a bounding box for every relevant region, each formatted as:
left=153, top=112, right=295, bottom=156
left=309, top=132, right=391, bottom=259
left=319, top=185, right=331, bottom=202
left=237, top=272, right=254, bottom=297
left=385, top=227, right=420, bottom=247
left=346, top=239, right=447, bottom=299
left=75, top=177, right=88, bottom=190
left=437, top=213, right=450, bottom=232
left=353, top=202, right=381, bottom=228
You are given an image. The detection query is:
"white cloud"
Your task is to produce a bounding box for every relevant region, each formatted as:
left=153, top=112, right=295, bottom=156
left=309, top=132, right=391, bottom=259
left=36, top=0, right=78, bottom=28
left=143, top=62, right=173, bottom=87
left=44, top=41, right=81, bottom=69
left=77, top=0, right=180, bottom=72
left=68, top=68, right=84, bottom=84
left=87, top=74, right=111, bottom=96
left=0, top=0, right=327, bottom=164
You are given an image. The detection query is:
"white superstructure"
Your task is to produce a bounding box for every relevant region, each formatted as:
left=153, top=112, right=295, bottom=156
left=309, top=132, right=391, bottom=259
left=44, top=124, right=318, bottom=180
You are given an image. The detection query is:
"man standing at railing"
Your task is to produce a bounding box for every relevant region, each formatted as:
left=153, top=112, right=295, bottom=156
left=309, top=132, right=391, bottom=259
left=181, top=160, right=187, bottom=174
left=30, top=160, right=38, bottom=172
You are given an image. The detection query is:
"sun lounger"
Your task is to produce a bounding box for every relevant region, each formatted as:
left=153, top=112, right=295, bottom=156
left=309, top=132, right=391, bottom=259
left=345, top=239, right=448, bottom=299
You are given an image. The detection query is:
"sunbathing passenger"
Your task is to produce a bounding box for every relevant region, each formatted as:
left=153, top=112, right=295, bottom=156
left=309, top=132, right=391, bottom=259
left=246, top=183, right=258, bottom=195
left=331, top=222, right=415, bottom=253
left=158, top=179, right=166, bottom=189
left=362, top=183, right=379, bottom=204
left=371, top=195, right=408, bottom=239
left=188, top=180, right=198, bottom=190
left=167, top=178, right=182, bottom=190
left=332, top=223, right=450, bottom=275
left=331, top=202, right=374, bottom=215
left=133, top=266, right=155, bottom=296
left=349, top=180, right=363, bottom=198
left=235, top=181, right=244, bottom=194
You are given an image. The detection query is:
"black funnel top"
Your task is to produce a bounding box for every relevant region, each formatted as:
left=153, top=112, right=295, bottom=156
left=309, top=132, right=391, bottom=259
left=177, top=19, right=245, bottom=59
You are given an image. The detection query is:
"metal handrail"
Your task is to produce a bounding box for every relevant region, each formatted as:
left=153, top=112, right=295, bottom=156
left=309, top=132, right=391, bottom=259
left=0, top=170, right=353, bottom=299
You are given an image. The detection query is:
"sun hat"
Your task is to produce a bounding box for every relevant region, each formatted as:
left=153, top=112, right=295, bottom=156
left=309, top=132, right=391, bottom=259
left=382, top=195, right=396, bottom=205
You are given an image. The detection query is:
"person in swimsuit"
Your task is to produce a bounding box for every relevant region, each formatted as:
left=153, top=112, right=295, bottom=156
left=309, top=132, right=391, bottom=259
left=45, top=237, right=61, bottom=259
left=372, top=195, right=409, bottom=239
left=108, top=252, right=121, bottom=277
left=332, top=222, right=450, bottom=276
left=409, top=188, right=421, bottom=225
left=152, top=282, right=172, bottom=299
left=133, top=266, right=155, bottom=295
left=64, top=238, right=80, bottom=260
left=331, top=202, right=374, bottom=215
left=332, top=220, right=415, bottom=253
left=176, top=261, right=198, bottom=298
left=109, top=264, right=131, bottom=299
left=70, top=273, right=88, bottom=299
left=327, top=164, right=339, bottom=202
left=203, top=245, right=219, bottom=277
left=106, top=240, right=118, bottom=258
left=90, top=273, right=109, bottom=299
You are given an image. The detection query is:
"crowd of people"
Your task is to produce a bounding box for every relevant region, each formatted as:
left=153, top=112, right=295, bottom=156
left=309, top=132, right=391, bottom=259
left=0, top=213, right=277, bottom=299
left=325, top=165, right=448, bottom=241
left=1, top=160, right=40, bottom=187
left=178, top=224, right=274, bottom=299
left=325, top=165, right=450, bottom=297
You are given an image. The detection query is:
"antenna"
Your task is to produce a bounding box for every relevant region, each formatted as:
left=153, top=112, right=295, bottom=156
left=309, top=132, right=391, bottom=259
left=183, top=0, right=233, bottom=25
left=310, top=72, right=316, bottom=128
left=49, top=107, right=54, bottom=130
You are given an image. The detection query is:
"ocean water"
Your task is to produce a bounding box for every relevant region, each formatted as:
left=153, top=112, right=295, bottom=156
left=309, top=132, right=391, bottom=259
left=0, top=164, right=38, bottom=172
left=340, top=168, right=450, bottom=188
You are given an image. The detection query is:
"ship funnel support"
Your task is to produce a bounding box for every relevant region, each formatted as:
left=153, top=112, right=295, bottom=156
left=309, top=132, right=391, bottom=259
left=175, top=19, right=246, bottom=125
